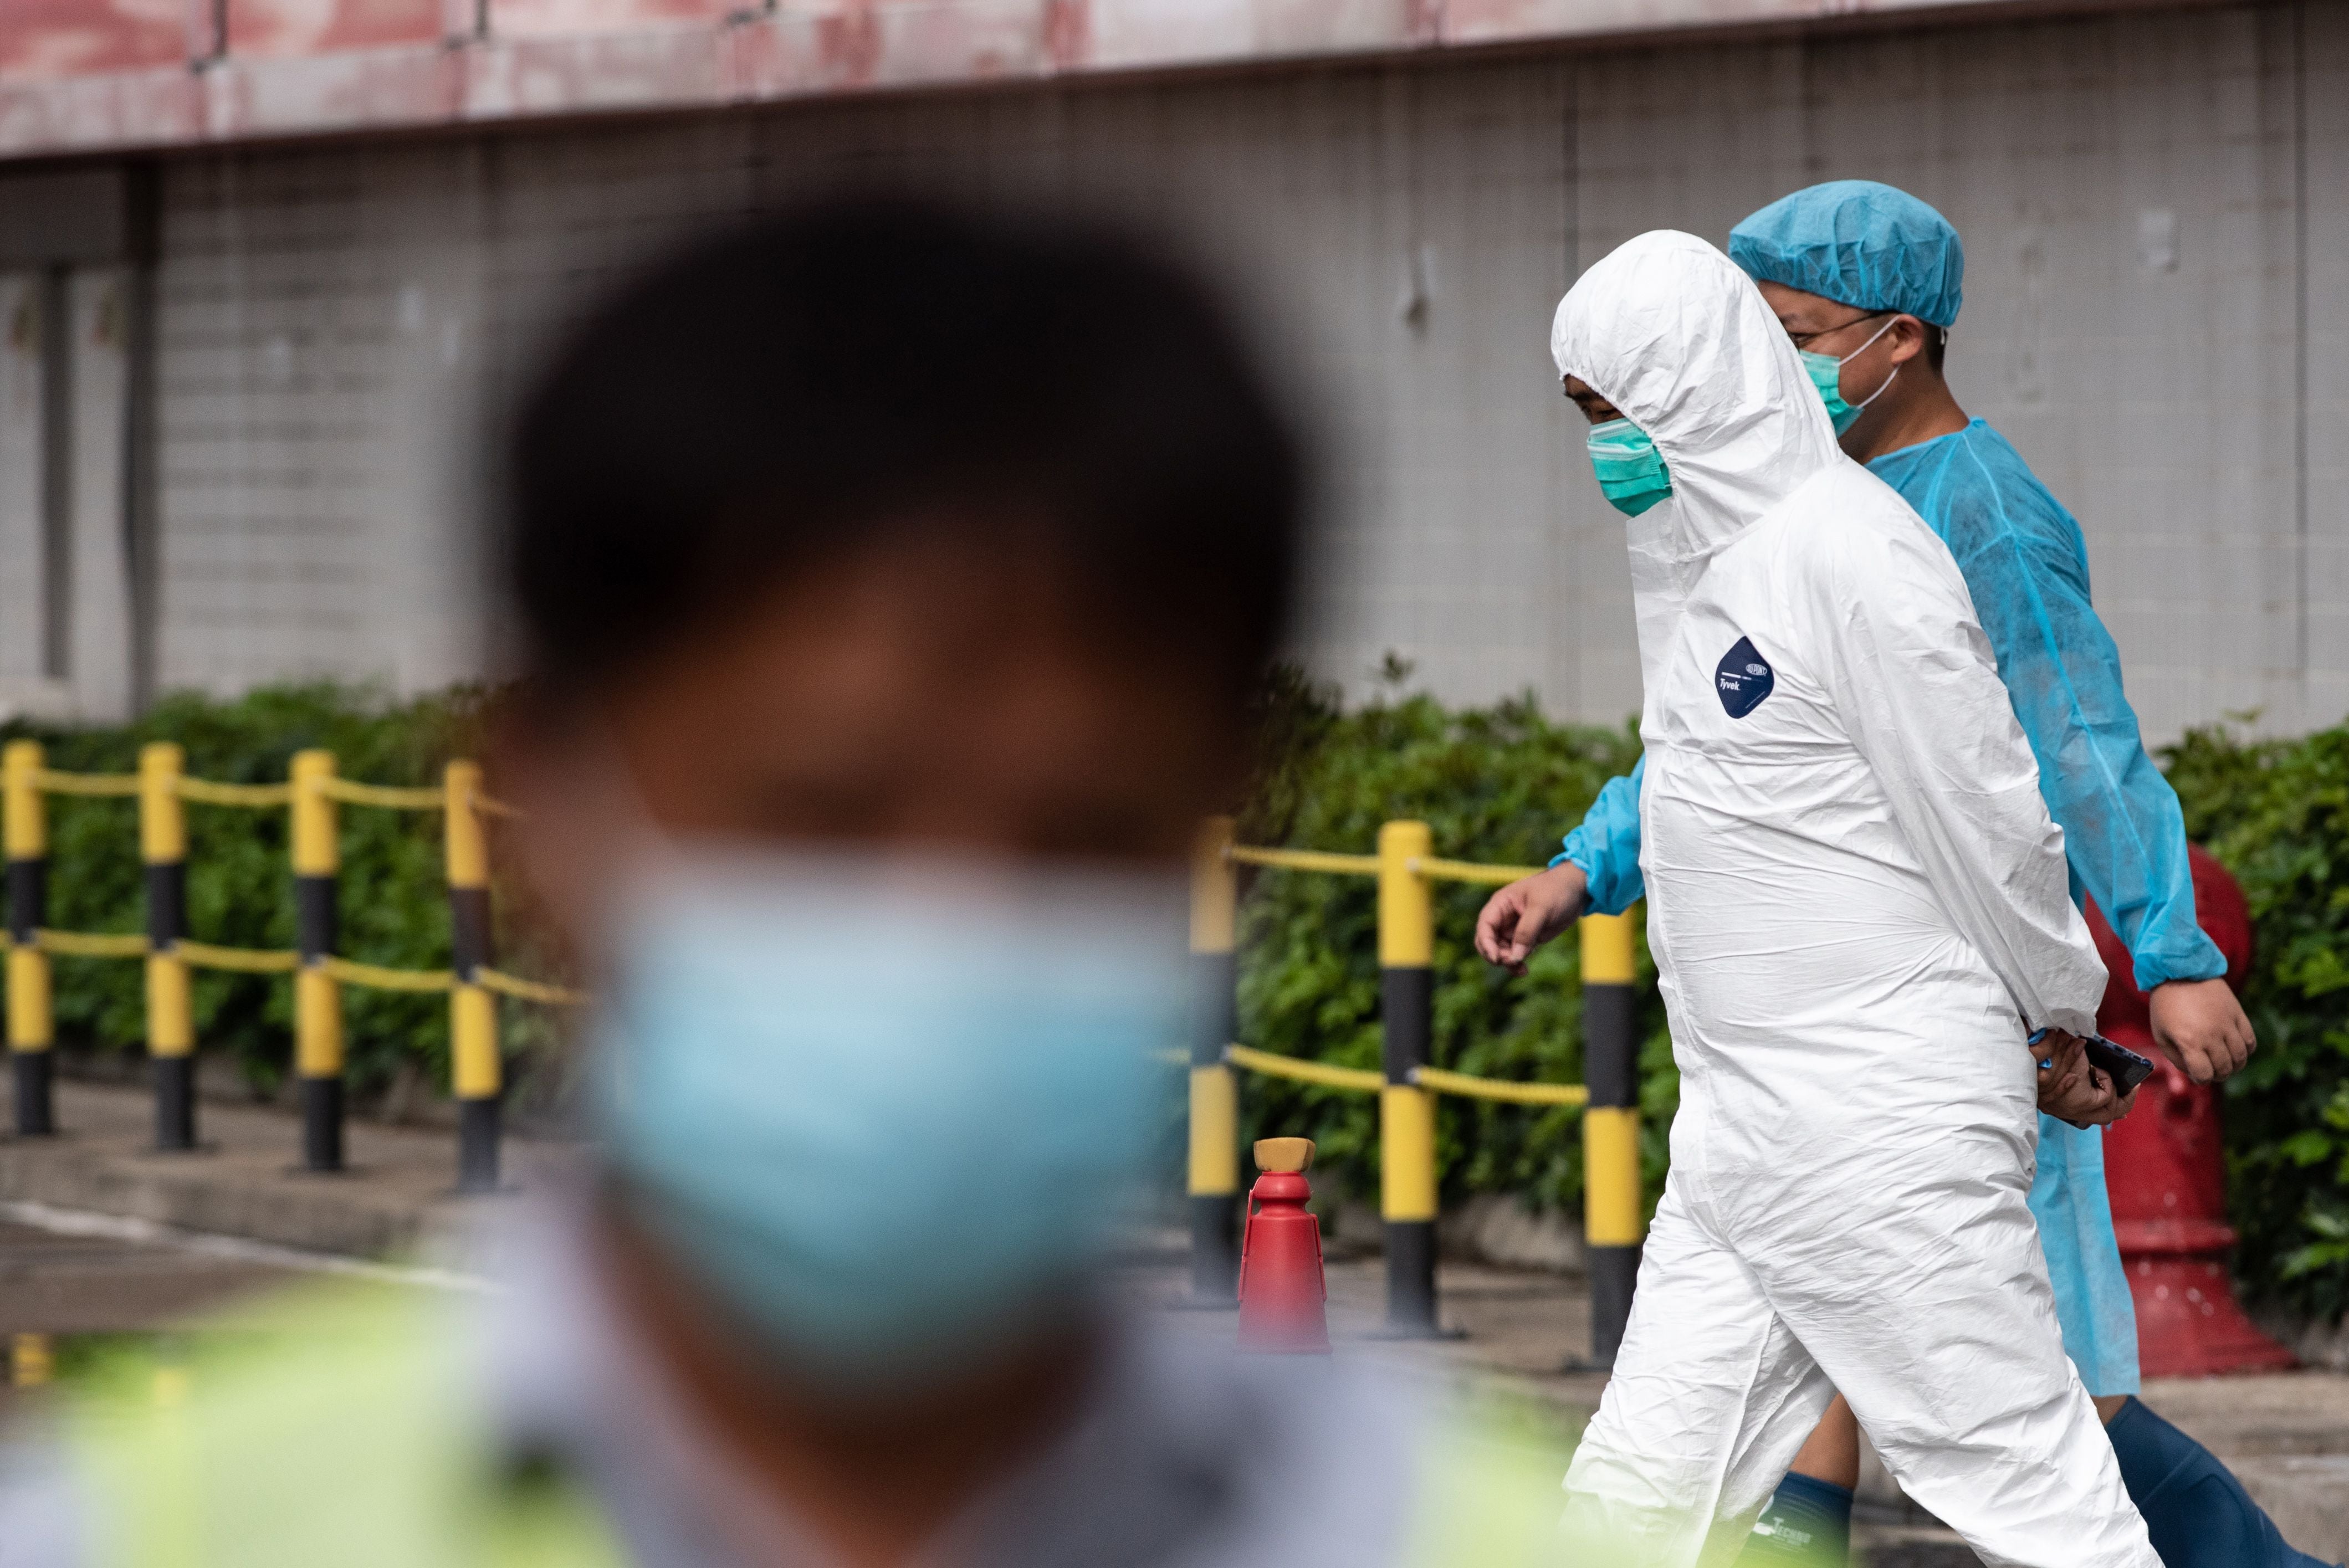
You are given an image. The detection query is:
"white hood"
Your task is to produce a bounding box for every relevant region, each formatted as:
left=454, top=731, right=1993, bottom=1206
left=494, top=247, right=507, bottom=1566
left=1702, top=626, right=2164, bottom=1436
left=1550, top=230, right=1841, bottom=562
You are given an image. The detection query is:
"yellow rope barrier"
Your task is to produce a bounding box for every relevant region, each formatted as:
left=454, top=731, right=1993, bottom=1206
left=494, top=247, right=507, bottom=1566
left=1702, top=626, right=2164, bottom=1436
left=316, top=778, right=446, bottom=811
left=321, top=956, right=454, bottom=993
left=1230, top=844, right=1547, bottom=885
left=475, top=968, right=590, bottom=1007
left=1, top=929, right=582, bottom=1006
left=31, top=769, right=141, bottom=798
left=1224, top=1043, right=1383, bottom=1093
left=176, top=940, right=301, bottom=974
left=1224, top=1043, right=1589, bottom=1106
left=175, top=777, right=293, bottom=808
left=1226, top=845, right=1381, bottom=877
left=467, top=791, right=526, bottom=821
left=34, top=767, right=455, bottom=811
left=33, top=930, right=149, bottom=959
left=0, top=931, right=582, bottom=1004
left=4, top=934, right=576, bottom=1006
left=33, top=770, right=454, bottom=811
left=1412, top=856, right=1544, bottom=887
left=1410, top=1065, right=1589, bottom=1108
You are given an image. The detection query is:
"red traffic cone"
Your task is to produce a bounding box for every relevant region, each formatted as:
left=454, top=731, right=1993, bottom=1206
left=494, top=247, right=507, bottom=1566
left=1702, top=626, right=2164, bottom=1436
left=1237, top=1137, right=1330, bottom=1355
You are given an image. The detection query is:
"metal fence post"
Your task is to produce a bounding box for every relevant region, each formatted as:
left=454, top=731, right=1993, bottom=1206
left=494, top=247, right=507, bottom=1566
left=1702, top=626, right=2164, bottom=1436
left=290, top=749, right=342, bottom=1172
left=3, top=741, right=53, bottom=1135
left=1378, top=819, right=1441, bottom=1335
left=1187, top=816, right=1241, bottom=1302
left=1581, top=909, right=1642, bottom=1367
left=445, top=760, right=501, bottom=1192
left=141, top=742, right=195, bottom=1150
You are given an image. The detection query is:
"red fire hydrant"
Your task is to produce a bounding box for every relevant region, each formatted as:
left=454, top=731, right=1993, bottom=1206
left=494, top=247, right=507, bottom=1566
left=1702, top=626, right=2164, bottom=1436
left=2088, top=845, right=2294, bottom=1377
left=1236, top=1136, right=1331, bottom=1355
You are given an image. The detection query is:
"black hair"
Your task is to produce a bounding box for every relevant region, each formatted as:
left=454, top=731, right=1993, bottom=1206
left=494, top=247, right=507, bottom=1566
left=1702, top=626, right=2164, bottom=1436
left=1925, top=322, right=1947, bottom=375
left=504, top=197, right=1302, bottom=700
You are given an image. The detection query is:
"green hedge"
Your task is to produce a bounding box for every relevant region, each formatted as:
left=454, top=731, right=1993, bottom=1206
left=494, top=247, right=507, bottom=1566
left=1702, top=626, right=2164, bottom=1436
left=1231, top=665, right=1670, bottom=1220
left=1236, top=671, right=2344, bottom=1320
left=2166, top=723, right=2349, bottom=1321
left=6, top=678, right=2343, bottom=1319
left=0, top=684, right=560, bottom=1097
left=1231, top=680, right=2349, bottom=1314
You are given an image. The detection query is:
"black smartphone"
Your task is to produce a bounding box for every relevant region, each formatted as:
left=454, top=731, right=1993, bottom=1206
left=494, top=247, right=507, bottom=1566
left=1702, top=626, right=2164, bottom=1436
left=2030, top=1027, right=2158, bottom=1096
left=2081, top=1033, right=2157, bottom=1096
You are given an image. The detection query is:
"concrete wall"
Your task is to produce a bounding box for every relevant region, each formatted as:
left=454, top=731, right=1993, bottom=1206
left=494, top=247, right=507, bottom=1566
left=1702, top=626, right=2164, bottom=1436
left=0, top=0, right=2085, bottom=163
left=26, top=0, right=2345, bottom=739
left=1571, top=6, right=2338, bottom=736
left=140, top=54, right=1590, bottom=706
left=0, top=263, right=141, bottom=721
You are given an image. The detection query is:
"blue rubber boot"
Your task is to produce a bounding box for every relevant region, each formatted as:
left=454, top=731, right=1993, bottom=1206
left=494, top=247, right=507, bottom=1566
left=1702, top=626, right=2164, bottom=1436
left=1736, top=1472, right=1854, bottom=1565
left=2106, top=1396, right=2338, bottom=1567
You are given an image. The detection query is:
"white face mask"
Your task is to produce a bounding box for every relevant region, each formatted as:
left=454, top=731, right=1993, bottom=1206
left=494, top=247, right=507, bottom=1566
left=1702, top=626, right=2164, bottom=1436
left=1800, top=315, right=1901, bottom=434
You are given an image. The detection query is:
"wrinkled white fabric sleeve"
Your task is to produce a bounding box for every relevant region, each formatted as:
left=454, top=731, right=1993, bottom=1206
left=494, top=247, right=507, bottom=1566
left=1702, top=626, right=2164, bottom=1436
left=1821, top=513, right=2107, bottom=1038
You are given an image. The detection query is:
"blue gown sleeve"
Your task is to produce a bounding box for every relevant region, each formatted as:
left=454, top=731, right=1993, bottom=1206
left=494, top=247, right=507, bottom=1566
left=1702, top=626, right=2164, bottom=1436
left=1897, top=429, right=2225, bottom=992
left=1553, top=753, right=1646, bottom=916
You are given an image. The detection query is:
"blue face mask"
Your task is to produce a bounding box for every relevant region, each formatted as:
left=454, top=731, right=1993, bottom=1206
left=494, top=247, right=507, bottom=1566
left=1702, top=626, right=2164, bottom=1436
left=1586, top=417, right=1672, bottom=517
left=593, top=849, right=1188, bottom=1392
left=1799, top=315, right=1900, bottom=433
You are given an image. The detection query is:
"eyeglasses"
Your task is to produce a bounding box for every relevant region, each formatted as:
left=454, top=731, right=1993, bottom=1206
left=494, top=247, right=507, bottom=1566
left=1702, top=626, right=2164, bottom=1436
left=1785, top=311, right=1893, bottom=352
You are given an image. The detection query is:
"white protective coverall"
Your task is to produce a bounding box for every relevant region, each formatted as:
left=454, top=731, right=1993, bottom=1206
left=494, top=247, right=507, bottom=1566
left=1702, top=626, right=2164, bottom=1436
left=1551, top=232, right=2156, bottom=1568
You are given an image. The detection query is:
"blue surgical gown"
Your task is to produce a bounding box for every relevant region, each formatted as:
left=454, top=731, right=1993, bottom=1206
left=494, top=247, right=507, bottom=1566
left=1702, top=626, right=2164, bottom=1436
left=1555, top=418, right=2228, bottom=1395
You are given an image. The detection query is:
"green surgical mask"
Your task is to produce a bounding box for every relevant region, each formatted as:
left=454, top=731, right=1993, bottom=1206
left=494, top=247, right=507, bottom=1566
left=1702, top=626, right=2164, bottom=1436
left=1800, top=315, right=1900, bottom=434
left=1587, top=417, right=1672, bottom=517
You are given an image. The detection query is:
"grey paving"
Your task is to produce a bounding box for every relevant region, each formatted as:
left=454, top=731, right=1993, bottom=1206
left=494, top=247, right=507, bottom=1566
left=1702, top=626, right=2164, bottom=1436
left=2, top=1078, right=2342, bottom=1563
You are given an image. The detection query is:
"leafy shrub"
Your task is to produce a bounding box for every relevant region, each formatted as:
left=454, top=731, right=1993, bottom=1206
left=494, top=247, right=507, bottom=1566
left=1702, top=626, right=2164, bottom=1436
left=1236, top=680, right=2345, bottom=1320
left=1, top=684, right=559, bottom=1097
left=1232, top=664, right=1666, bottom=1216
left=11, top=677, right=2341, bottom=1320
left=2166, top=722, right=2349, bottom=1322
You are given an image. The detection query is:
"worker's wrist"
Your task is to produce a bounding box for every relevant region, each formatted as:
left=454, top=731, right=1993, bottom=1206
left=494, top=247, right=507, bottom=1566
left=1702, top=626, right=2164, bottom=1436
left=2133, top=936, right=2229, bottom=993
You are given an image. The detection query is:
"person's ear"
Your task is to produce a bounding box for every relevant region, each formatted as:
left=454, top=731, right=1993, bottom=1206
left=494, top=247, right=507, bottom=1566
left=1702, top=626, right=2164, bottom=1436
left=1884, top=315, right=1932, bottom=368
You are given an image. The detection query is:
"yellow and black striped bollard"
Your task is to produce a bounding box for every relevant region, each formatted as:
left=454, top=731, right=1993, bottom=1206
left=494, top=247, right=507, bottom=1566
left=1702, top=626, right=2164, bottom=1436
left=1378, top=819, right=1443, bottom=1336
left=1186, top=816, right=1241, bottom=1302
left=1581, top=909, right=1643, bottom=1367
left=11, top=1333, right=53, bottom=1388
left=141, top=743, right=196, bottom=1150
left=4, top=740, right=54, bottom=1136
left=446, top=761, right=501, bottom=1192
left=290, top=749, right=344, bottom=1171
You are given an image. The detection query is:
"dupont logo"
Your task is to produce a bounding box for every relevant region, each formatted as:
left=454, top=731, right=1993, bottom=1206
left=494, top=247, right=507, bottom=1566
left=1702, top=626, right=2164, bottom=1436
left=1715, top=636, right=1774, bottom=719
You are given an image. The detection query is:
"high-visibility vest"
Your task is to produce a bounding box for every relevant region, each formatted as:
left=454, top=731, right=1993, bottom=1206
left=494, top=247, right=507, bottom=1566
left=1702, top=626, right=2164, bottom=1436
left=64, top=1285, right=624, bottom=1568
left=57, top=1284, right=1568, bottom=1568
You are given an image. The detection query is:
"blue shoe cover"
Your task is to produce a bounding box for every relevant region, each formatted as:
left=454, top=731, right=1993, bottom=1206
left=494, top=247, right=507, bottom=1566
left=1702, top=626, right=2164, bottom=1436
left=2107, top=1396, right=2337, bottom=1568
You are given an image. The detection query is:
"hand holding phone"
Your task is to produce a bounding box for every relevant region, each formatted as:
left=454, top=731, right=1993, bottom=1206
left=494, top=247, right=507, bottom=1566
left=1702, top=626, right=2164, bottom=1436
left=2081, top=1033, right=2156, bottom=1096
left=2030, top=1028, right=2151, bottom=1126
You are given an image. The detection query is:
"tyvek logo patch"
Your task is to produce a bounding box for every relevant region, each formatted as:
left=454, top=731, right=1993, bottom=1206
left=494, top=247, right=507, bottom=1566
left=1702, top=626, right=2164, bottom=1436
left=1716, top=636, right=1774, bottom=719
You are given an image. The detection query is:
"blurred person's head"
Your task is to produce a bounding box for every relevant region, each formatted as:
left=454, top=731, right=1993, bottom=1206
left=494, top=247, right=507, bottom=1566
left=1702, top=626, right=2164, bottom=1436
left=495, top=198, right=1301, bottom=1410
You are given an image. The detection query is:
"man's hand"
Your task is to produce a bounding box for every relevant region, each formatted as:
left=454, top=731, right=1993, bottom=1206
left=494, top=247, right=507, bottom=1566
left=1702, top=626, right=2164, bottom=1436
left=1474, top=863, right=1589, bottom=976
left=2035, top=1029, right=2137, bottom=1128
left=2147, top=977, right=2255, bottom=1084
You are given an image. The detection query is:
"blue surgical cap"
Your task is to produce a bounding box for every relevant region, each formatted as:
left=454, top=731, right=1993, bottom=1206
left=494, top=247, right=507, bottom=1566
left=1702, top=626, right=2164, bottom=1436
left=1728, top=180, right=1964, bottom=328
